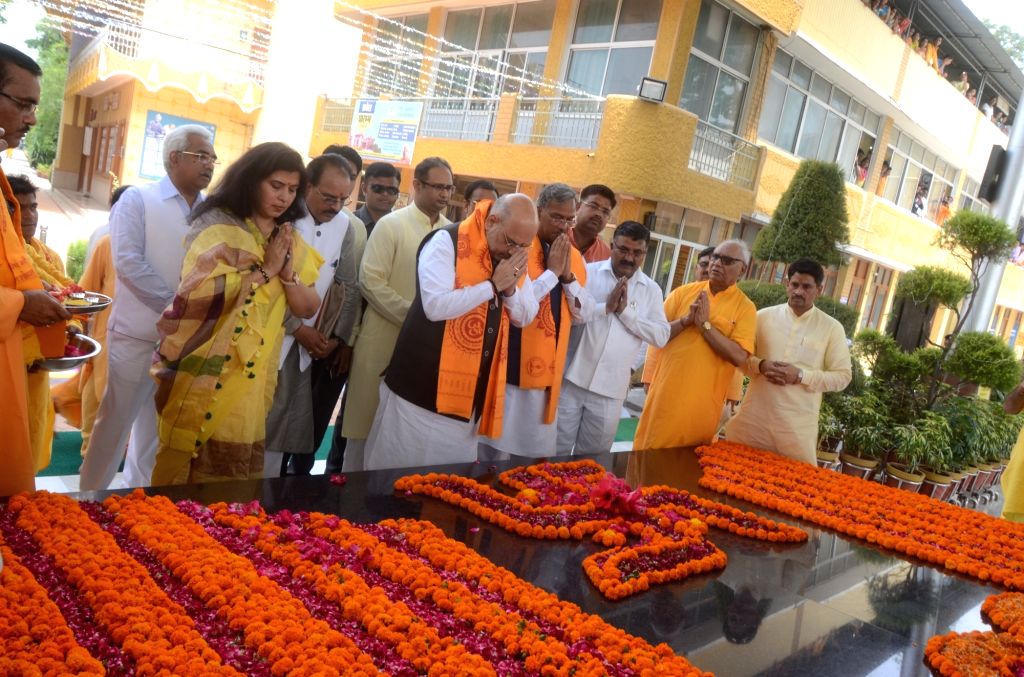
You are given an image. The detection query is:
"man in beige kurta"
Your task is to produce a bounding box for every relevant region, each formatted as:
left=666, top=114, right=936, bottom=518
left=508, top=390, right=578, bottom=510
left=724, top=258, right=852, bottom=464
left=341, top=157, right=454, bottom=470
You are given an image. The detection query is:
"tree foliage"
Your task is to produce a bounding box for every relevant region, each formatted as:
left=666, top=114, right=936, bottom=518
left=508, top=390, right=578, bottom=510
left=736, top=280, right=859, bottom=338
left=23, top=22, right=67, bottom=168
left=893, top=265, right=972, bottom=308
left=985, top=20, right=1024, bottom=70
left=752, top=160, right=850, bottom=268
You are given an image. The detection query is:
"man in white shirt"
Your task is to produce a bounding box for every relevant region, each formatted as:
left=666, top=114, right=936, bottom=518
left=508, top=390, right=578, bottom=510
left=557, top=221, right=670, bottom=454
left=264, top=153, right=359, bottom=476
left=363, top=195, right=539, bottom=470
left=724, top=258, right=852, bottom=464
left=79, top=124, right=215, bottom=490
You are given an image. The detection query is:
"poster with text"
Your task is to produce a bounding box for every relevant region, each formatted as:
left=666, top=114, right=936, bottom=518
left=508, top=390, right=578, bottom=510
left=139, top=111, right=217, bottom=180
left=349, top=99, right=423, bottom=165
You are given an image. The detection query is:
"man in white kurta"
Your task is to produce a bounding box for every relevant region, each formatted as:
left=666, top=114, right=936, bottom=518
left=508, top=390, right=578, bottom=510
left=79, top=125, right=216, bottom=490
left=724, top=258, right=852, bottom=464
left=341, top=157, right=454, bottom=470
left=264, top=154, right=358, bottom=476
left=557, top=221, right=670, bottom=454
left=364, top=195, right=540, bottom=470
left=479, top=184, right=595, bottom=460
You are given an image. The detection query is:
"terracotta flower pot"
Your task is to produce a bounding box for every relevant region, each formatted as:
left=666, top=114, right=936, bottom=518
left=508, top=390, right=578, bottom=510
left=960, top=467, right=981, bottom=495
left=920, top=468, right=955, bottom=501
left=839, top=453, right=879, bottom=481
left=885, top=462, right=924, bottom=493
left=816, top=449, right=840, bottom=470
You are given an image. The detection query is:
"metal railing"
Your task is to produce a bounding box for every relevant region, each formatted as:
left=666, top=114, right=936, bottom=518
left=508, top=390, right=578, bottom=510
left=92, top=20, right=266, bottom=86
left=688, top=120, right=761, bottom=190
left=511, top=98, right=605, bottom=149
left=322, top=99, right=356, bottom=133
left=420, top=98, right=499, bottom=142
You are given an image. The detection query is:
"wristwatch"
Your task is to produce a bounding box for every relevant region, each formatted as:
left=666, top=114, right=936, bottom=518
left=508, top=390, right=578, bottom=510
left=796, top=368, right=804, bottom=384
left=701, top=320, right=712, bottom=333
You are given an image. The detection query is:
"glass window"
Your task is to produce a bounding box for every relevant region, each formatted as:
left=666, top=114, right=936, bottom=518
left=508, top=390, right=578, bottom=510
left=679, top=54, right=717, bottom=120
left=797, top=100, right=826, bottom=158
left=849, top=100, right=865, bottom=124
left=708, top=70, right=746, bottom=130
left=510, top=0, right=555, bottom=48
left=791, top=60, right=812, bottom=89
left=777, top=88, right=806, bottom=152
left=566, top=49, right=608, bottom=95
left=897, top=133, right=911, bottom=153
left=810, top=74, right=831, bottom=102
left=910, top=142, right=924, bottom=163
left=864, top=110, right=880, bottom=133
left=604, top=46, right=653, bottom=95
left=758, top=76, right=786, bottom=142
left=830, top=88, right=851, bottom=115
left=898, top=163, right=922, bottom=211
left=818, top=111, right=843, bottom=161
left=574, top=0, right=617, bottom=43
left=504, top=51, right=547, bottom=96
left=722, top=15, right=758, bottom=74
left=404, top=14, right=429, bottom=47
left=444, top=9, right=481, bottom=49
left=615, top=0, right=662, bottom=42
left=479, top=6, right=513, bottom=49
left=773, top=51, right=792, bottom=76
left=923, top=149, right=936, bottom=169
left=693, top=0, right=728, bottom=58
left=884, top=151, right=905, bottom=203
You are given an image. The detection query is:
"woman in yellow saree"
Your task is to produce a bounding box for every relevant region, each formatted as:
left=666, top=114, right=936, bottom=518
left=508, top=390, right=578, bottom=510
left=151, top=142, right=322, bottom=485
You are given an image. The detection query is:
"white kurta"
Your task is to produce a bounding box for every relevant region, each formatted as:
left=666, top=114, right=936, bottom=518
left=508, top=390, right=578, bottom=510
left=558, top=261, right=669, bottom=453
left=481, top=262, right=595, bottom=457
left=364, top=230, right=538, bottom=471
left=723, top=303, right=852, bottom=464
left=342, top=204, right=450, bottom=441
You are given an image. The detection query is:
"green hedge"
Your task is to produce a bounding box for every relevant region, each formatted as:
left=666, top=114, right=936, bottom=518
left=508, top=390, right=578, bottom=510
left=737, top=280, right=858, bottom=338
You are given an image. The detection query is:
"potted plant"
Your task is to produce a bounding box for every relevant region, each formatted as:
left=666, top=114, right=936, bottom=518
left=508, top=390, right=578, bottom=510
left=886, top=412, right=952, bottom=494
left=835, top=394, right=891, bottom=480
left=886, top=265, right=971, bottom=352
left=816, top=400, right=843, bottom=469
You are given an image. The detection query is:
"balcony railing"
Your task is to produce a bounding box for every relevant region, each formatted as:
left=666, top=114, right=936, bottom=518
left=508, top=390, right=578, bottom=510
left=688, top=120, right=761, bottom=190
left=511, top=98, right=605, bottom=149
left=322, top=99, right=356, bottom=133
left=420, top=98, right=499, bottom=142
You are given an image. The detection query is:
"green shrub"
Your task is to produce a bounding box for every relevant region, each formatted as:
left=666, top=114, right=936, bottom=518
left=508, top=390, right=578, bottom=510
left=937, top=211, right=1018, bottom=265
left=752, top=160, right=850, bottom=267
left=814, top=295, right=859, bottom=338
left=737, top=280, right=858, bottom=337
left=944, top=331, right=1021, bottom=392
left=893, top=265, right=972, bottom=308
left=65, top=240, right=87, bottom=282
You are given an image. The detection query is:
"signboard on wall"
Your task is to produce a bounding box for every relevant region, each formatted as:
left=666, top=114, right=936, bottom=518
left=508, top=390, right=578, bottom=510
left=139, top=110, right=217, bottom=181
left=349, top=99, right=423, bottom=165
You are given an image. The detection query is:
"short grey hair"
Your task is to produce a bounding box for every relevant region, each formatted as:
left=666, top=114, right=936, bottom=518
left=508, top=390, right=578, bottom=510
left=716, top=238, right=752, bottom=266
left=536, top=182, right=577, bottom=209
left=163, top=124, right=214, bottom=171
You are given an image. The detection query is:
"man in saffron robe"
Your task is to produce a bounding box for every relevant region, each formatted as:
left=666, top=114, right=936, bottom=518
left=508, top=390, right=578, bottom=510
left=0, top=44, right=69, bottom=496
left=635, top=239, right=757, bottom=450
left=363, top=195, right=539, bottom=470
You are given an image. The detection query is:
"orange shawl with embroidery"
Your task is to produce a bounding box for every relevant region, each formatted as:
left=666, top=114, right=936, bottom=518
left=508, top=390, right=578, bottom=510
left=437, top=200, right=522, bottom=437
left=519, top=237, right=587, bottom=424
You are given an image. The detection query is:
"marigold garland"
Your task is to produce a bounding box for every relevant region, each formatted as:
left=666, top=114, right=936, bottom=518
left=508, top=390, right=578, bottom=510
left=0, top=490, right=709, bottom=675
left=696, top=441, right=1024, bottom=590
left=396, top=459, right=806, bottom=599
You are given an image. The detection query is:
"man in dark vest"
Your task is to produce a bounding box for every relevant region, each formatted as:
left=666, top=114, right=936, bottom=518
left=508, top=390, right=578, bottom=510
left=362, top=194, right=539, bottom=470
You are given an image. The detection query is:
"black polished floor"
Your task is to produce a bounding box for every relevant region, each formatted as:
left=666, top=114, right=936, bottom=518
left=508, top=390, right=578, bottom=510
left=72, top=448, right=1001, bottom=677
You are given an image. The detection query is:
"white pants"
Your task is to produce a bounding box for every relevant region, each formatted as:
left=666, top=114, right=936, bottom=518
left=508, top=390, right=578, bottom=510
left=480, top=384, right=557, bottom=456
left=78, top=330, right=159, bottom=490
left=556, top=379, right=621, bottom=454
left=364, top=383, right=479, bottom=471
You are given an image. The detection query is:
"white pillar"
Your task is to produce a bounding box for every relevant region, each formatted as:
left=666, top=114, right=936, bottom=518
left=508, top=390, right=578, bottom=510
left=966, top=93, right=1024, bottom=333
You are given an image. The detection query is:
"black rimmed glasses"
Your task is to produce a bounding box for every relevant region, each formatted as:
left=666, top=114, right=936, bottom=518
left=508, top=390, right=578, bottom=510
left=368, top=184, right=400, bottom=196
left=0, top=91, right=38, bottom=114
left=711, top=253, right=744, bottom=266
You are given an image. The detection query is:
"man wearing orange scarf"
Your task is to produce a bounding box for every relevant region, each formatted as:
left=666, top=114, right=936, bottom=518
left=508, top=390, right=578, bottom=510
left=479, top=183, right=594, bottom=460
left=0, top=44, right=70, bottom=496
left=363, top=194, right=540, bottom=470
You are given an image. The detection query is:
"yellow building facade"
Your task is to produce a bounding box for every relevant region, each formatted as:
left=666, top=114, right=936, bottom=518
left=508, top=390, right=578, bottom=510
left=313, top=0, right=1024, bottom=351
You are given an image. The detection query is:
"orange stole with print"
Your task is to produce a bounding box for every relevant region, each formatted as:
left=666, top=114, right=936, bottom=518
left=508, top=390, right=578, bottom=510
left=437, top=200, right=522, bottom=438
left=519, top=238, right=587, bottom=424
left=0, top=171, right=63, bottom=360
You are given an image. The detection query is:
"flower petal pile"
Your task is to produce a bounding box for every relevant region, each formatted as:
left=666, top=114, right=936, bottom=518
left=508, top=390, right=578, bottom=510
left=395, top=459, right=806, bottom=599
left=924, top=592, right=1024, bottom=676
left=0, top=489, right=708, bottom=675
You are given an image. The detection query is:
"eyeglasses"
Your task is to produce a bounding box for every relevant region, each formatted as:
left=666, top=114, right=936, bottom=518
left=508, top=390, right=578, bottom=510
left=179, top=151, right=220, bottom=165
left=503, top=230, right=531, bottom=251
left=545, top=211, right=576, bottom=227
left=612, top=244, right=645, bottom=259
left=368, top=184, right=400, bottom=196
left=582, top=200, right=612, bottom=218
left=0, top=91, right=38, bottom=115
left=420, top=180, right=456, bottom=193
left=711, top=253, right=744, bottom=266
left=315, top=186, right=351, bottom=208
left=697, top=260, right=711, bottom=269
